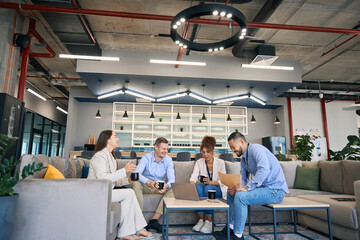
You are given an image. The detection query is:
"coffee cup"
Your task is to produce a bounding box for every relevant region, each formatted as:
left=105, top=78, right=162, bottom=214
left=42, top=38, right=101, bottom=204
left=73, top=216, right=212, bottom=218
left=208, top=190, right=217, bottom=200
left=200, top=175, right=206, bottom=183
left=130, top=172, right=139, bottom=181
left=158, top=180, right=165, bottom=190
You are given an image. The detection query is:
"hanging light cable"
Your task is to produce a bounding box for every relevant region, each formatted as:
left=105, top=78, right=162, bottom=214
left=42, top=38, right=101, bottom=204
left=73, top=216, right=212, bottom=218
left=176, top=83, right=181, bottom=121
left=149, top=82, right=155, bottom=120
left=201, top=84, right=207, bottom=122
left=123, top=80, right=129, bottom=119
left=95, top=80, right=102, bottom=119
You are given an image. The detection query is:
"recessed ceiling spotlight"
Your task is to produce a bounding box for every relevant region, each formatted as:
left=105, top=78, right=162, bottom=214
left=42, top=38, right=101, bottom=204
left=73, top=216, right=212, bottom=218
left=213, top=10, right=219, bottom=15
left=214, top=48, right=219, bottom=51
left=176, top=21, right=181, bottom=25
left=208, top=49, right=213, bottom=52
left=239, top=35, right=245, bottom=39
left=183, top=45, right=188, bottom=48
left=179, top=43, right=183, bottom=47
left=220, top=11, right=226, bottom=17
left=219, top=46, right=224, bottom=50
left=175, top=40, right=180, bottom=44
left=242, top=28, right=247, bottom=33
left=180, top=18, right=186, bottom=22
left=172, top=25, right=178, bottom=29
left=226, top=13, right=232, bottom=18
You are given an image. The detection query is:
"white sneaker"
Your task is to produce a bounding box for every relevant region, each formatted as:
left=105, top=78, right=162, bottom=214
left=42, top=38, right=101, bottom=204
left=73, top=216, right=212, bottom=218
left=200, top=220, right=212, bottom=233
left=192, top=219, right=204, bottom=232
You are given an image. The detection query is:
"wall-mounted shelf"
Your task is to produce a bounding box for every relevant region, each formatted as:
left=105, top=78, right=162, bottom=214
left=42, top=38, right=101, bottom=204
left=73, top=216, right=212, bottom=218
left=113, top=102, right=247, bottom=148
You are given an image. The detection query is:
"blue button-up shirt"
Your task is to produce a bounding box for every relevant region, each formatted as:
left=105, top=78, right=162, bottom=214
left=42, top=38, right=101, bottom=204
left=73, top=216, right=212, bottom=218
left=241, top=144, right=289, bottom=193
left=137, top=152, right=175, bottom=188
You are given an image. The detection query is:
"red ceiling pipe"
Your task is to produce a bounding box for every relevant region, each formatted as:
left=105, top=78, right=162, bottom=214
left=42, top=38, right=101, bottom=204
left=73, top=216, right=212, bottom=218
left=18, top=18, right=35, bottom=101
left=71, top=0, right=96, bottom=44
left=26, top=76, right=82, bottom=80
left=20, top=25, right=56, bottom=58
left=320, top=99, right=330, bottom=159
left=321, top=35, right=357, bottom=57
left=287, top=97, right=294, bottom=150
left=175, top=22, right=190, bottom=68
left=1, top=3, right=360, bottom=35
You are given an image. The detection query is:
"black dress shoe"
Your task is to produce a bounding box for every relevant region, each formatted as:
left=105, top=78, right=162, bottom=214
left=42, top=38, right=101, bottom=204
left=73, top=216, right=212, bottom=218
left=213, top=225, right=234, bottom=240
left=146, top=219, right=163, bottom=233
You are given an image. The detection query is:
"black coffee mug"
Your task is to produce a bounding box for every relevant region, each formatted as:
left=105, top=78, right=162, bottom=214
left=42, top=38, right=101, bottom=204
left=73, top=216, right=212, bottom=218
left=200, top=175, right=206, bottom=183
left=158, top=180, right=165, bottom=190
left=130, top=172, right=139, bottom=181
left=208, top=190, right=217, bottom=200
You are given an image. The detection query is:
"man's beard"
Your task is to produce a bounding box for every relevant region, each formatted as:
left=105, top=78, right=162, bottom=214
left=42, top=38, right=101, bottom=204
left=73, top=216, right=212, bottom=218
left=236, top=147, right=243, bottom=157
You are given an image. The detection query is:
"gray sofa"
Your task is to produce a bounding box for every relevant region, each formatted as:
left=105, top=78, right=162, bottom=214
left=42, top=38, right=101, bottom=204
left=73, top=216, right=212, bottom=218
left=13, top=154, right=360, bottom=240
left=12, top=154, right=120, bottom=240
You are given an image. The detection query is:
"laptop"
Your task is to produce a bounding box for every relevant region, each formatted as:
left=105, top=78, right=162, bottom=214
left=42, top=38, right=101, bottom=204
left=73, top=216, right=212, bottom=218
left=172, top=183, right=206, bottom=201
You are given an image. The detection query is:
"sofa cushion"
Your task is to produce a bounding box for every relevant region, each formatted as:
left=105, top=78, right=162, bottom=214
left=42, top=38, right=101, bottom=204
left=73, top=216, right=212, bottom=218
left=65, top=157, right=77, bottom=178
left=319, top=161, right=343, bottom=194
left=225, top=161, right=241, bottom=174
left=287, top=188, right=334, bottom=197
left=33, top=154, right=49, bottom=178
left=342, top=160, right=360, bottom=195
left=280, top=161, right=302, bottom=188
left=302, top=161, right=319, bottom=168
left=49, top=156, right=65, bottom=175
left=44, top=164, right=65, bottom=179
left=174, top=161, right=195, bottom=183
left=19, top=154, right=35, bottom=179
left=82, top=166, right=90, bottom=178
left=296, top=194, right=359, bottom=230
left=294, top=166, right=320, bottom=191
left=74, top=159, right=85, bottom=178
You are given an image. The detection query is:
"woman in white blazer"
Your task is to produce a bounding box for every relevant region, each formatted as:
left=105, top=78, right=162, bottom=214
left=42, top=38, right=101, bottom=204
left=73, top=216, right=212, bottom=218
left=88, top=130, right=153, bottom=240
left=189, top=136, right=227, bottom=234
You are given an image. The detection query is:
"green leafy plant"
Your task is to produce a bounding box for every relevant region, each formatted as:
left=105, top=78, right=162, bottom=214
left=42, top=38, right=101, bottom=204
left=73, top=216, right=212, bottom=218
left=291, top=134, right=318, bottom=161
left=199, top=119, right=202, bottom=123
left=329, top=135, right=360, bottom=161
left=159, top=117, right=163, bottom=122
left=120, top=125, right=124, bottom=130
left=180, top=127, right=184, bottom=132
left=0, top=134, right=46, bottom=196
left=235, top=129, right=239, bottom=132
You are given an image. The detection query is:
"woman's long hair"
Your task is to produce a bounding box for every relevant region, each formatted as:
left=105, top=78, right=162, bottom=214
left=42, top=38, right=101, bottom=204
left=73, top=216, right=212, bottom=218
left=95, top=130, right=116, bottom=158
left=200, top=136, right=216, bottom=152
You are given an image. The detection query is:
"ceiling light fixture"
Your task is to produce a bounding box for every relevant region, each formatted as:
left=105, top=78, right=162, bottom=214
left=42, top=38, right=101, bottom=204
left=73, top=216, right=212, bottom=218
left=56, top=106, right=68, bottom=114
left=242, top=64, right=294, bottom=71
left=123, top=110, right=129, bottom=119
left=250, top=114, right=256, bottom=123
left=176, top=83, right=182, bottom=121
left=125, top=89, right=155, bottom=101
left=188, top=92, right=212, bottom=104
left=123, top=80, right=129, bottom=119
left=150, top=59, right=206, bottom=66
left=213, top=95, right=248, bottom=104
left=26, top=88, right=46, bottom=101
left=249, top=95, right=266, bottom=106
left=59, top=54, right=119, bottom=61
left=170, top=4, right=247, bottom=52
left=157, top=92, right=188, bottom=102
left=274, top=115, right=281, bottom=125
left=95, top=109, right=102, bottom=119
left=150, top=103, right=155, bottom=120
left=176, top=112, right=181, bottom=121
left=226, top=113, right=232, bottom=122
left=97, top=90, right=123, bottom=99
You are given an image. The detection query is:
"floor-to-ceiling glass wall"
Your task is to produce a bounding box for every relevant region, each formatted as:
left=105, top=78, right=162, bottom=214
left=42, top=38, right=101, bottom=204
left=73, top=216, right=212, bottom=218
left=21, top=110, right=66, bottom=157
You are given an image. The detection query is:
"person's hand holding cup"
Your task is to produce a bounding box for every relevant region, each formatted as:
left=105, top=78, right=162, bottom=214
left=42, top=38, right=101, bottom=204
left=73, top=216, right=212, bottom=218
left=130, top=172, right=139, bottom=182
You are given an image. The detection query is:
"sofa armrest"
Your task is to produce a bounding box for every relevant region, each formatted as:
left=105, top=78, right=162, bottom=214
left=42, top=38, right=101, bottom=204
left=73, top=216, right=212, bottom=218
left=355, top=180, right=360, bottom=227
left=12, top=179, right=113, bottom=240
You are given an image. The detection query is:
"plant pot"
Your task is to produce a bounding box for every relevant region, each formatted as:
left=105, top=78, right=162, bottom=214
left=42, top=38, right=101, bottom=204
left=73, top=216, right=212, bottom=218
left=0, top=194, right=19, bottom=240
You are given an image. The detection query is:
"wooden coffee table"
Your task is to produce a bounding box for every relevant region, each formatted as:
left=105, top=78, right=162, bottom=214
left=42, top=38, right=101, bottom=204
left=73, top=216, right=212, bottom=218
left=162, top=197, right=230, bottom=240
left=248, top=197, right=333, bottom=240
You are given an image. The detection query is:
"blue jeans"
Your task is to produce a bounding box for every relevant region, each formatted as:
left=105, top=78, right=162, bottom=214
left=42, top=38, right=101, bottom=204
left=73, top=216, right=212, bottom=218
left=196, top=183, right=222, bottom=217
left=227, top=187, right=285, bottom=233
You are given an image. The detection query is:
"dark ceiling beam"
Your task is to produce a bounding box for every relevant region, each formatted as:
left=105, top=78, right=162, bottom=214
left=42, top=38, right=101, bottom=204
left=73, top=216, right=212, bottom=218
left=232, top=0, right=283, bottom=57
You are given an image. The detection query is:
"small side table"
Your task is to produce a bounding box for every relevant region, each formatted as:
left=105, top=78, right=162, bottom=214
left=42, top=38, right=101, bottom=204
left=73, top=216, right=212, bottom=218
left=248, top=197, right=333, bottom=240
left=162, top=197, right=230, bottom=240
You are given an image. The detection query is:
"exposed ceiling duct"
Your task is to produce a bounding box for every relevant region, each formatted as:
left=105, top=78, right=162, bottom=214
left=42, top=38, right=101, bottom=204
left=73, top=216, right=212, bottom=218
left=232, top=0, right=283, bottom=58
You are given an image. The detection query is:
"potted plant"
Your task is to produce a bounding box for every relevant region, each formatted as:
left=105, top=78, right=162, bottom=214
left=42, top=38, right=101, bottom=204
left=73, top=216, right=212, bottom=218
left=329, top=135, right=360, bottom=161
left=0, top=134, right=46, bottom=239
left=180, top=127, right=184, bottom=132
left=291, top=134, right=318, bottom=161
left=235, top=129, right=239, bottom=132
left=120, top=125, right=124, bottom=130
left=159, top=117, right=163, bottom=122
left=199, top=119, right=202, bottom=123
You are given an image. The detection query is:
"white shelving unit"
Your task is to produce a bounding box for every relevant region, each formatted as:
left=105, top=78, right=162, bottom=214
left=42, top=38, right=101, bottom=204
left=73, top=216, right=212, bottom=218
left=113, top=102, right=247, bottom=149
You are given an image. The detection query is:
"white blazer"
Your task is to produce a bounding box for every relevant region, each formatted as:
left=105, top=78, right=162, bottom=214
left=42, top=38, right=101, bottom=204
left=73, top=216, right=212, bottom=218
left=87, top=148, right=129, bottom=188
left=190, top=157, right=228, bottom=199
